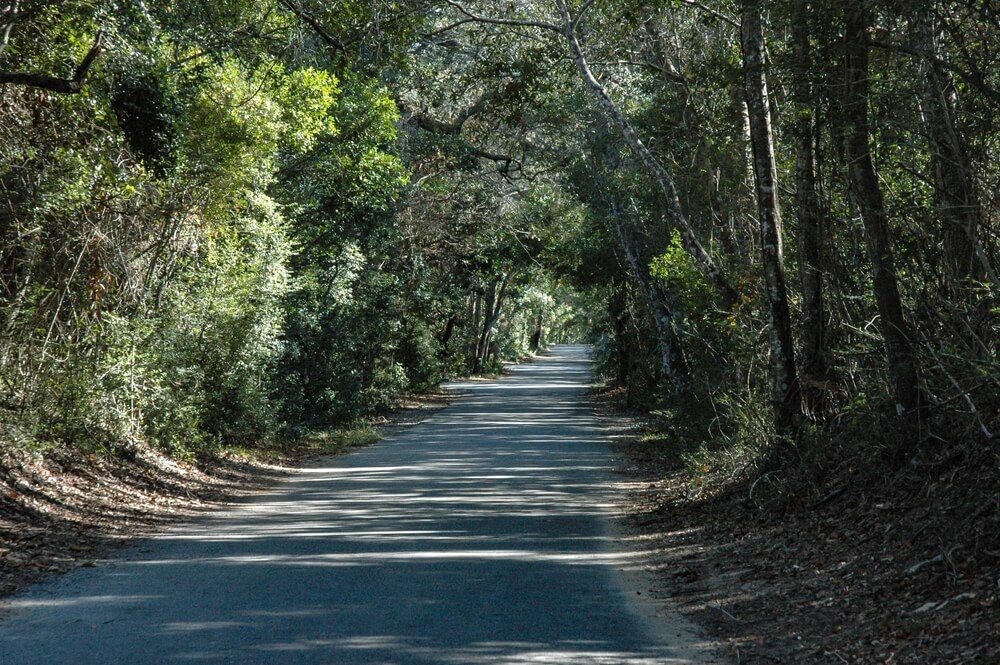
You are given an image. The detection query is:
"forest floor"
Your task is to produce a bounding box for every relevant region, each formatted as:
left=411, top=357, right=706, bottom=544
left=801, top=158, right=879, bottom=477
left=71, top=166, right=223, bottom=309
left=0, top=393, right=454, bottom=600
left=598, top=388, right=1000, bottom=664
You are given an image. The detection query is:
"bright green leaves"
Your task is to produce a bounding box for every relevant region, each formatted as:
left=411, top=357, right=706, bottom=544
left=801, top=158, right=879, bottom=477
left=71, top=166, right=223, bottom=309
left=181, top=61, right=292, bottom=191
left=142, top=192, right=293, bottom=449
left=279, top=67, right=341, bottom=152
left=269, top=73, right=413, bottom=431
left=0, top=0, right=362, bottom=454
left=649, top=230, right=708, bottom=297
left=280, top=79, right=406, bottom=250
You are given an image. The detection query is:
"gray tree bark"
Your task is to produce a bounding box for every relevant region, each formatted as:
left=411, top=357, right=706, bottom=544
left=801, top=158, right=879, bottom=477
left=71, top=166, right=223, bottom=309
left=474, top=271, right=514, bottom=373
left=791, top=0, right=830, bottom=418
left=740, top=2, right=802, bottom=438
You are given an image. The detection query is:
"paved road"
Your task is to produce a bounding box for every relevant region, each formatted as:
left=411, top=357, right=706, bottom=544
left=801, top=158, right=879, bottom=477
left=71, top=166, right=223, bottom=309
left=0, top=345, right=714, bottom=664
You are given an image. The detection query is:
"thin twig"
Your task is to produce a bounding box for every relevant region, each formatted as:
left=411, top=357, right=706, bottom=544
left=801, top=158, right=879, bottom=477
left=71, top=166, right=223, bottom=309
left=677, top=0, right=739, bottom=29
left=713, top=604, right=744, bottom=622
left=572, top=0, right=601, bottom=30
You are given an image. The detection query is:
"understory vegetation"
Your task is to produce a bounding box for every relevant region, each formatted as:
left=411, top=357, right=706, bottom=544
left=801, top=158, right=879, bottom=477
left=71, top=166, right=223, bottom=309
left=1, top=0, right=997, bottom=512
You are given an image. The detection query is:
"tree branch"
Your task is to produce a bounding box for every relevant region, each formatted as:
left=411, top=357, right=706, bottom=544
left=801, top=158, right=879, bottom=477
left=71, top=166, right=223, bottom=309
left=468, top=146, right=523, bottom=177
left=871, top=38, right=1000, bottom=106
left=423, top=17, right=483, bottom=39
left=400, top=78, right=521, bottom=134
left=0, top=30, right=103, bottom=93
left=677, top=0, right=739, bottom=29
left=591, top=59, right=687, bottom=85
left=573, top=0, right=601, bottom=30
left=276, top=0, right=345, bottom=53
left=402, top=98, right=485, bottom=135
left=441, top=0, right=560, bottom=33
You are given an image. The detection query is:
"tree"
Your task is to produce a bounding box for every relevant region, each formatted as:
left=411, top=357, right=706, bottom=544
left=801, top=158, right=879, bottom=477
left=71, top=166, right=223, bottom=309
left=789, top=0, right=830, bottom=418
left=740, top=1, right=802, bottom=438
left=842, top=0, right=925, bottom=427
left=552, top=0, right=739, bottom=309
left=909, top=2, right=983, bottom=290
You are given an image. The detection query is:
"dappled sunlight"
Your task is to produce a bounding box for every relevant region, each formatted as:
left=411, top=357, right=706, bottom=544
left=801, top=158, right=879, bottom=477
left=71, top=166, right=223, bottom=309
left=0, top=347, right=706, bottom=664
left=431, top=644, right=706, bottom=664
left=128, top=548, right=658, bottom=568
left=240, top=633, right=716, bottom=664
left=253, top=635, right=414, bottom=652
left=4, top=595, right=162, bottom=610
left=162, top=621, right=250, bottom=633
left=246, top=636, right=705, bottom=664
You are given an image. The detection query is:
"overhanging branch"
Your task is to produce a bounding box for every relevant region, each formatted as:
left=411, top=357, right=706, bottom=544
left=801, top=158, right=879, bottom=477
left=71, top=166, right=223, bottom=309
left=0, top=29, right=103, bottom=93
left=276, top=0, right=345, bottom=53
left=871, top=39, right=1000, bottom=106
left=677, top=0, right=739, bottom=29
left=441, top=0, right=560, bottom=34
left=400, top=78, right=521, bottom=135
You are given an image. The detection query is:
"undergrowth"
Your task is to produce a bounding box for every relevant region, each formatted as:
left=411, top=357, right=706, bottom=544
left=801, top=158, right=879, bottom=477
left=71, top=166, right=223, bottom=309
left=626, top=380, right=1000, bottom=520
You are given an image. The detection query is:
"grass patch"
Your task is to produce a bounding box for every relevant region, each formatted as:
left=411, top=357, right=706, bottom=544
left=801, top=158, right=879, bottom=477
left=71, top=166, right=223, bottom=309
left=206, top=423, right=381, bottom=465
left=297, top=424, right=381, bottom=457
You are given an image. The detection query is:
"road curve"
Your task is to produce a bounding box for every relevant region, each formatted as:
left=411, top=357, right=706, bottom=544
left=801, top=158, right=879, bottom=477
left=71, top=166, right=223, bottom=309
left=0, top=345, right=717, bottom=664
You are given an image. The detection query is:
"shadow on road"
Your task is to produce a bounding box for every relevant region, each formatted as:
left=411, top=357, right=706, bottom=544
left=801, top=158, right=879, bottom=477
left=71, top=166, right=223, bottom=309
left=1, top=346, right=717, bottom=664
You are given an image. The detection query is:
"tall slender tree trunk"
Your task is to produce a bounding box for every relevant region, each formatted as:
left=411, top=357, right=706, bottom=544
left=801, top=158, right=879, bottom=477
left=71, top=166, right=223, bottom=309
left=440, top=315, right=457, bottom=358
left=791, top=0, right=830, bottom=418
left=911, top=3, right=984, bottom=289
left=741, top=2, right=802, bottom=437
left=529, top=312, right=543, bottom=352
left=475, top=280, right=497, bottom=373
left=843, top=1, right=925, bottom=425
left=469, top=285, right=482, bottom=373
left=610, top=286, right=632, bottom=389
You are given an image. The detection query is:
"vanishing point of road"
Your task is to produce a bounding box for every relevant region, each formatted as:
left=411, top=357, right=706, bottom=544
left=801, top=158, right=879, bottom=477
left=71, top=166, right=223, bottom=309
left=0, top=345, right=718, bottom=664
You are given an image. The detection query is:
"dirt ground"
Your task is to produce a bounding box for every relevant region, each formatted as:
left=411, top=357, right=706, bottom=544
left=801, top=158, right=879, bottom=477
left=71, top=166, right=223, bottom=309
left=0, top=394, right=452, bottom=600
left=599, top=389, right=1000, bottom=664
left=2, top=388, right=997, bottom=664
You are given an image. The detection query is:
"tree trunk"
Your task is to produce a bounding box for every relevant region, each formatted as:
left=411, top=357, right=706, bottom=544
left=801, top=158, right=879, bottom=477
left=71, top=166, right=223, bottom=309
left=474, top=271, right=515, bottom=373
left=469, top=285, right=482, bottom=373
left=843, top=1, right=925, bottom=425
left=615, top=218, right=692, bottom=396
left=474, top=281, right=495, bottom=373
left=791, top=0, right=830, bottom=418
left=741, top=2, right=802, bottom=437
left=529, top=312, right=543, bottom=352
left=610, top=286, right=631, bottom=388
left=439, top=315, right=457, bottom=358
left=910, top=3, right=984, bottom=289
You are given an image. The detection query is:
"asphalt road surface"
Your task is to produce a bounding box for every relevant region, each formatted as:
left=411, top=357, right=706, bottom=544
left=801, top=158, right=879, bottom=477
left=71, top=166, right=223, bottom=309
left=0, top=345, right=716, bottom=664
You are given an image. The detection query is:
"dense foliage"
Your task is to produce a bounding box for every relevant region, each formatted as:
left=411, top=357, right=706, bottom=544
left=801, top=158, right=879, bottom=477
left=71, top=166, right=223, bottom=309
left=1, top=0, right=997, bottom=481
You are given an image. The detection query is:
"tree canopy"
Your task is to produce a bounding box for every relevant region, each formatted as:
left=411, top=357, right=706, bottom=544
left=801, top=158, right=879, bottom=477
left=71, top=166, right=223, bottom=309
left=1, top=0, right=997, bottom=467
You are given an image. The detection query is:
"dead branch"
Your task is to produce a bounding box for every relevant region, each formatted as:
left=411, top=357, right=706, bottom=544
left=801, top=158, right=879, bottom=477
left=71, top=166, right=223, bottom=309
left=904, top=553, right=944, bottom=576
